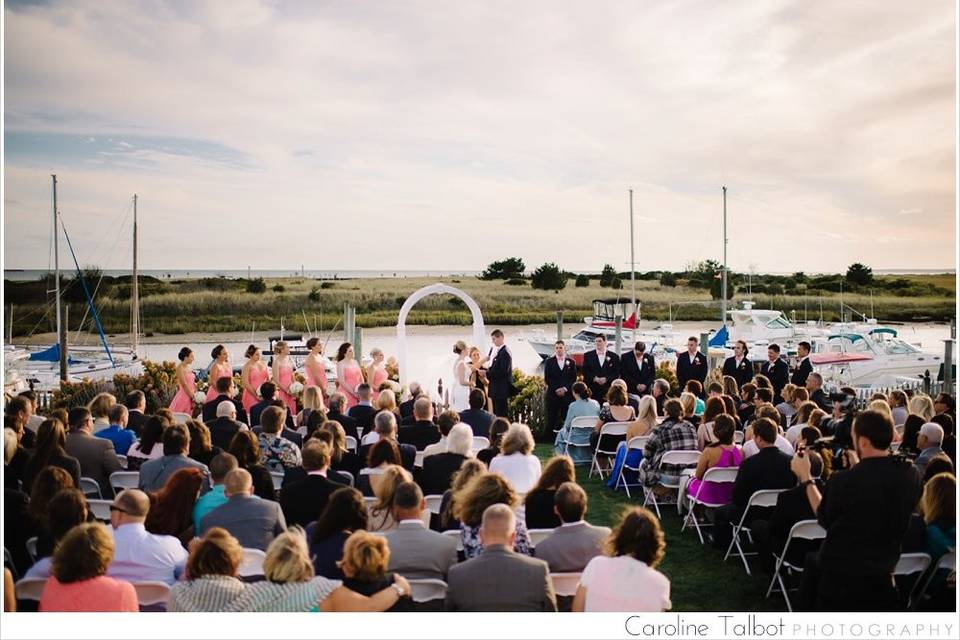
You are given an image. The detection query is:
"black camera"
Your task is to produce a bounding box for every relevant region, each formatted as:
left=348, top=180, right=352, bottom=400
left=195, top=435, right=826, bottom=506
left=828, top=392, right=857, bottom=411
left=806, top=435, right=854, bottom=473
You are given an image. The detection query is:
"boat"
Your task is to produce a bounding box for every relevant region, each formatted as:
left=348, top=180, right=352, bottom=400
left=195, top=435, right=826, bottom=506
left=807, top=328, right=943, bottom=386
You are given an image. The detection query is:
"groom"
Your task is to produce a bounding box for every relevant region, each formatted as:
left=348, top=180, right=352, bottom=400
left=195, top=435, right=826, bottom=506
left=484, top=329, right=513, bottom=418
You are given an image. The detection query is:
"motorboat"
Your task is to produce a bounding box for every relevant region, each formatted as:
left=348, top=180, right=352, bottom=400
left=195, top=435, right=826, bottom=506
left=807, top=328, right=943, bottom=385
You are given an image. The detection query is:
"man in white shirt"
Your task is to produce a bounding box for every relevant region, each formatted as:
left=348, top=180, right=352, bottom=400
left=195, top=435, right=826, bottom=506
left=533, top=483, right=610, bottom=573
left=383, top=482, right=458, bottom=580
left=107, top=489, right=188, bottom=585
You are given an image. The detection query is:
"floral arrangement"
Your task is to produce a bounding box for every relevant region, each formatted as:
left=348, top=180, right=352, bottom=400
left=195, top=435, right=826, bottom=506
left=53, top=359, right=178, bottom=414
left=655, top=361, right=679, bottom=396
left=509, top=369, right=548, bottom=439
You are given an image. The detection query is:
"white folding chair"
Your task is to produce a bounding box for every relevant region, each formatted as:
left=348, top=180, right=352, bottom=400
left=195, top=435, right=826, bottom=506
left=270, top=471, right=284, bottom=492
left=471, top=436, right=490, bottom=452
left=172, top=412, right=191, bottom=424
left=894, top=552, right=932, bottom=606
left=25, top=537, right=38, bottom=563
left=238, top=548, right=266, bottom=577
left=560, top=417, right=597, bottom=464
left=441, top=529, right=463, bottom=552
left=88, top=499, right=113, bottom=521
left=345, top=435, right=358, bottom=452
left=733, top=430, right=745, bottom=445
left=589, top=422, right=628, bottom=479
left=14, top=578, right=47, bottom=603
left=109, top=471, right=140, bottom=495
left=79, top=476, right=102, bottom=498
left=527, top=528, right=555, bottom=548
left=550, top=572, right=582, bottom=598
left=641, top=450, right=700, bottom=518
left=681, top=466, right=739, bottom=544
left=613, top=435, right=650, bottom=497
left=116, top=454, right=128, bottom=470
left=765, top=519, right=827, bottom=611
left=723, top=488, right=787, bottom=574
left=910, top=550, right=956, bottom=610
left=407, top=578, right=448, bottom=603
left=424, top=495, right=444, bottom=515
left=132, top=581, right=171, bottom=608
left=415, top=451, right=425, bottom=468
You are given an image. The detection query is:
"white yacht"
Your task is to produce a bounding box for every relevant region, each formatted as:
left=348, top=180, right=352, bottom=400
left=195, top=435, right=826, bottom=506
left=808, top=328, right=943, bottom=386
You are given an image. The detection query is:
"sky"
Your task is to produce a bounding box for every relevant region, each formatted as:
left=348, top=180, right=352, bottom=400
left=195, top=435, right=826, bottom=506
left=3, top=0, right=956, bottom=274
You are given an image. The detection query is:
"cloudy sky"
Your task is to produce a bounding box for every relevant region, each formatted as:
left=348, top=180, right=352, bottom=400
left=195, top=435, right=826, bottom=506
left=3, top=0, right=956, bottom=274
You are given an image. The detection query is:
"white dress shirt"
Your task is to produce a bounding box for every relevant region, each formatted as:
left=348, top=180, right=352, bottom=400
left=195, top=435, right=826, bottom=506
left=423, top=436, right=447, bottom=459
left=107, top=522, right=188, bottom=585
left=489, top=452, right=542, bottom=494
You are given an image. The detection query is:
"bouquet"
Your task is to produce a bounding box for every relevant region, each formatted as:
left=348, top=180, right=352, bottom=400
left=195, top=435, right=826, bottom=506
left=193, top=391, right=207, bottom=404
left=289, top=381, right=304, bottom=395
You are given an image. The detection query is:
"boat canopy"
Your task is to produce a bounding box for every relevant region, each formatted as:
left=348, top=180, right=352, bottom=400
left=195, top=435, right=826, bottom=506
left=828, top=334, right=865, bottom=343
left=868, top=327, right=898, bottom=337
left=27, top=343, right=77, bottom=364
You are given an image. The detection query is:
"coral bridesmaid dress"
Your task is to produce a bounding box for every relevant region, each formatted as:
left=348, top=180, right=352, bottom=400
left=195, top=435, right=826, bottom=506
left=205, top=362, right=233, bottom=402
left=339, top=360, right=364, bottom=410
left=169, top=369, right=196, bottom=414
left=305, top=357, right=328, bottom=395
left=242, top=365, right=270, bottom=415
left=369, top=365, right=389, bottom=403
left=276, top=361, right=298, bottom=415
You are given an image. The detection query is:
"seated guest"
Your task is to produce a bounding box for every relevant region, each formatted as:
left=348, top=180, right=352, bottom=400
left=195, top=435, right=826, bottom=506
left=322, top=420, right=363, bottom=479
left=572, top=507, right=670, bottom=612
left=124, top=390, right=149, bottom=436
left=398, top=382, right=423, bottom=420
left=606, top=395, right=660, bottom=490
left=453, top=472, right=532, bottom=558
left=138, top=422, right=211, bottom=494
left=126, top=414, right=169, bottom=470
left=888, top=390, right=909, bottom=427
left=27, top=468, right=76, bottom=559
left=422, top=408, right=459, bottom=459
left=367, top=465, right=413, bottom=533
left=590, top=385, right=635, bottom=454
left=202, top=376, right=248, bottom=425
left=22, top=418, right=81, bottom=494
left=459, top=389, right=495, bottom=439
left=257, top=406, right=302, bottom=473
left=347, top=384, right=377, bottom=435
left=683, top=414, right=743, bottom=509
left=774, top=384, right=798, bottom=425
left=712, top=418, right=796, bottom=550
left=685, top=380, right=706, bottom=410
left=651, top=378, right=670, bottom=416
left=339, top=531, right=414, bottom=612
left=445, top=504, right=557, bottom=611
left=421, top=423, right=473, bottom=496
left=88, top=392, right=117, bottom=432
left=439, top=458, right=486, bottom=532
left=94, top=404, right=137, bottom=456
left=477, top=417, right=510, bottom=467
left=680, top=391, right=701, bottom=427
left=737, top=383, right=758, bottom=424
left=901, top=394, right=935, bottom=453
left=916, top=422, right=945, bottom=477
left=280, top=441, right=342, bottom=528
left=398, top=400, right=443, bottom=452
left=359, top=440, right=402, bottom=497
left=742, top=404, right=794, bottom=457
left=200, top=468, right=287, bottom=551
left=326, top=393, right=359, bottom=440
left=107, top=489, right=189, bottom=585
left=357, top=411, right=416, bottom=472
left=18, top=390, right=44, bottom=435
left=193, top=453, right=238, bottom=531
left=39, top=523, right=138, bottom=612
left=207, top=401, right=247, bottom=450
left=695, top=396, right=728, bottom=450
left=307, top=487, right=368, bottom=579
left=785, top=402, right=820, bottom=445
left=553, top=382, right=601, bottom=464
left=383, top=482, right=458, bottom=580
left=187, top=419, right=222, bottom=467
left=523, top=456, right=575, bottom=529
left=533, top=482, right=610, bottom=573
left=24, top=488, right=89, bottom=579
left=65, top=407, right=123, bottom=498
left=4, top=423, right=30, bottom=491
left=489, top=423, right=541, bottom=494
left=249, top=382, right=294, bottom=431
left=226, top=430, right=276, bottom=501
left=930, top=413, right=955, bottom=466
left=918, top=472, right=956, bottom=598
left=5, top=395, right=37, bottom=452
left=296, top=386, right=326, bottom=429
left=638, top=399, right=698, bottom=487
left=933, top=393, right=955, bottom=420
left=145, top=467, right=204, bottom=545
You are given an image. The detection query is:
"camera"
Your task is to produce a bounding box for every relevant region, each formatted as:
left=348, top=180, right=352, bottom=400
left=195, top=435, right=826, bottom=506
left=828, top=392, right=857, bottom=411
left=806, top=435, right=855, bottom=474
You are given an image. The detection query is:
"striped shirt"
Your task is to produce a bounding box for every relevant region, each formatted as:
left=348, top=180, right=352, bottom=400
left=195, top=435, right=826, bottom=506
left=168, top=575, right=342, bottom=612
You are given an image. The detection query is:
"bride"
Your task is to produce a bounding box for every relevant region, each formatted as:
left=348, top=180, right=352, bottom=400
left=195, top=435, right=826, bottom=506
left=450, top=340, right=472, bottom=412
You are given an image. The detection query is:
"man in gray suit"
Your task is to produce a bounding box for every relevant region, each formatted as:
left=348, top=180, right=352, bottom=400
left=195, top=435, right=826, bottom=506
left=65, top=407, right=123, bottom=497
left=383, top=482, right=458, bottom=580
left=200, top=468, right=286, bottom=551
left=445, top=504, right=556, bottom=611
left=138, top=423, right=211, bottom=494
left=534, top=482, right=610, bottom=573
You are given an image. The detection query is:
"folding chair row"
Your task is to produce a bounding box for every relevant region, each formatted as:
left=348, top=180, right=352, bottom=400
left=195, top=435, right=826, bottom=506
left=613, top=436, right=650, bottom=497
left=723, top=489, right=788, bottom=575
left=680, top=466, right=739, bottom=544
left=640, top=450, right=700, bottom=518
left=589, top=422, right=629, bottom=479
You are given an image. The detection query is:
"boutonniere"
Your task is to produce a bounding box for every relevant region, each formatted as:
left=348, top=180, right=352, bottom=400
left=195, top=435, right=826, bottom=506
left=604, top=356, right=610, bottom=363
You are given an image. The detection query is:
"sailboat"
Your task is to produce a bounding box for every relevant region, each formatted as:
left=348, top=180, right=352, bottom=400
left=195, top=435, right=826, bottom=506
left=8, top=176, right=143, bottom=390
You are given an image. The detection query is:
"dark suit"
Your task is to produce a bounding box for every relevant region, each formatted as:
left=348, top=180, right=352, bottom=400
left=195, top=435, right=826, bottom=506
left=810, top=388, right=832, bottom=413
left=327, top=411, right=360, bottom=440
left=65, top=431, right=123, bottom=498
left=248, top=399, right=295, bottom=430
left=359, top=439, right=416, bottom=472
left=544, top=356, right=578, bottom=431
left=791, top=356, right=813, bottom=387
left=398, top=398, right=417, bottom=420
left=207, top=416, right=247, bottom=450
left=457, top=408, right=494, bottom=439
left=621, top=351, right=656, bottom=396
left=202, top=394, right=248, bottom=425
left=582, top=349, right=620, bottom=403
left=279, top=473, right=342, bottom=528
left=722, top=356, right=754, bottom=390
left=397, top=420, right=441, bottom=451
left=760, top=358, right=790, bottom=402
left=281, top=466, right=352, bottom=489
left=445, top=545, right=557, bottom=611
left=420, top=452, right=467, bottom=496
left=252, top=426, right=303, bottom=449
left=485, top=345, right=513, bottom=418
left=348, top=404, right=377, bottom=436
left=125, top=410, right=148, bottom=437
left=675, top=351, right=708, bottom=393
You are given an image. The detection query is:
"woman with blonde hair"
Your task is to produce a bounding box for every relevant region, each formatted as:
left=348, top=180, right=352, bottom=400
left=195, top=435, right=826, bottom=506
left=606, top=395, right=659, bottom=490
left=271, top=341, right=298, bottom=415
left=785, top=401, right=820, bottom=445
left=297, top=386, right=326, bottom=429
left=918, top=473, right=956, bottom=596
left=339, top=531, right=414, bottom=611
left=489, top=423, right=541, bottom=494
left=722, top=375, right=740, bottom=399
left=375, top=389, right=400, bottom=419
left=679, top=392, right=699, bottom=427
left=453, top=471, right=532, bottom=558
left=368, top=464, right=413, bottom=532
left=888, top=389, right=909, bottom=427
left=364, top=348, right=389, bottom=404
left=87, top=393, right=116, bottom=430
left=903, top=394, right=936, bottom=453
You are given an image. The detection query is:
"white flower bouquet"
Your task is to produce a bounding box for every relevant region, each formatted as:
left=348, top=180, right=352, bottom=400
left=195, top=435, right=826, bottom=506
left=289, top=381, right=304, bottom=395
left=193, top=391, right=207, bottom=404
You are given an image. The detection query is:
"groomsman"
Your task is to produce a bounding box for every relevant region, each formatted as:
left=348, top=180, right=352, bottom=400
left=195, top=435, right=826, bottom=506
left=544, top=341, right=578, bottom=432
left=760, top=343, right=790, bottom=403
left=582, top=335, right=620, bottom=402
left=676, top=336, right=707, bottom=393
left=621, top=341, right=656, bottom=397
left=722, top=340, right=754, bottom=390
left=484, top=329, right=513, bottom=418
left=791, top=341, right=813, bottom=386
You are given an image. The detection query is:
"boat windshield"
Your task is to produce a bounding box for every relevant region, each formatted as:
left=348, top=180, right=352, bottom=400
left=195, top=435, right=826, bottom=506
left=765, top=316, right=792, bottom=329
left=571, top=330, right=602, bottom=342
left=882, top=339, right=921, bottom=355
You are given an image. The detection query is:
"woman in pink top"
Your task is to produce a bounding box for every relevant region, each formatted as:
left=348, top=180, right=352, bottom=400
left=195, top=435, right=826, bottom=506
left=685, top=414, right=743, bottom=506
left=272, top=341, right=298, bottom=415
left=241, top=345, right=270, bottom=414
left=205, top=345, right=232, bottom=403
left=169, top=347, right=197, bottom=414
left=304, top=337, right=328, bottom=403
left=39, top=522, right=139, bottom=612
left=365, top=348, right=389, bottom=403
left=336, top=342, right=363, bottom=411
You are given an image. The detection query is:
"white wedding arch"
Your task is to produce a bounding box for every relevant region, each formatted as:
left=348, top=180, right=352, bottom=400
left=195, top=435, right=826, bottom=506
left=396, top=283, right=487, bottom=384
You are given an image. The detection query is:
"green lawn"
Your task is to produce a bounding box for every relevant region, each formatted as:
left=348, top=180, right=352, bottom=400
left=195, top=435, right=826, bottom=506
left=534, top=444, right=783, bottom=612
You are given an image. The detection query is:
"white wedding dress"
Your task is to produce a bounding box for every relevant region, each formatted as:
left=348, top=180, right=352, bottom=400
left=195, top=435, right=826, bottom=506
left=450, top=356, right=472, bottom=412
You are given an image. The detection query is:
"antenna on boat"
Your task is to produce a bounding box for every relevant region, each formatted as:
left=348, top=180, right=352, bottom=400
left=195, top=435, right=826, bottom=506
left=628, top=189, right=636, bottom=323
left=53, top=175, right=67, bottom=382
left=131, top=194, right=139, bottom=357
left=721, top=186, right=728, bottom=327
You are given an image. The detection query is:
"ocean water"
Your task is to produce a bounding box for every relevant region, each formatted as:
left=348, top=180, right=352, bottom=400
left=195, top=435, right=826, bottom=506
left=2, top=269, right=483, bottom=282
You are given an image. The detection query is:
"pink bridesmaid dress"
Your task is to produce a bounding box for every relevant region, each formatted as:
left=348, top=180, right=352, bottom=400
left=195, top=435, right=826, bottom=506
left=169, top=369, right=196, bottom=413
left=305, top=357, right=328, bottom=394
left=369, top=365, right=388, bottom=403
left=242, top=365, right=270, bottom=414
left=276, top=360, right=298, bottom=415
left=339, top=360, right=364, bottom=410
left=205, top=362, right=232, bottom=402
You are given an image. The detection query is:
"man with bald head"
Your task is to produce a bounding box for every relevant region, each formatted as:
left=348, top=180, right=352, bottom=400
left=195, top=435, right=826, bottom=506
left=199, top=468, right=287, bottom=551
left=107, top=489, right=188, bottom=585
left=445, top=504, right=557, bottom=611
left=208, top=400, right=247, bottom=449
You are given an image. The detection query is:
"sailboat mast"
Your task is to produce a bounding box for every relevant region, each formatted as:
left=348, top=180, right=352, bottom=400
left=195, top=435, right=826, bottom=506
left=721, top=186, right=728, bottom=326
left=132, top=194, right=140, bottom=355
left=629, top=188, right=636, bottom=323
left=52, top=174, right=67, bottom=382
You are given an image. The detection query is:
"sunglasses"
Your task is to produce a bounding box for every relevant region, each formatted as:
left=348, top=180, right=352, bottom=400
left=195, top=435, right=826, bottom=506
left=109, top=505, right=127, bottom=514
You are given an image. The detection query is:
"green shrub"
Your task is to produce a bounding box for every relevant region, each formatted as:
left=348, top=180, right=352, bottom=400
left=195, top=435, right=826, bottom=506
left=272, top=284, right=286, bottom=293
left=575, top=274, right=590, bottom=287
left=531, top=263, right=567, bottom=290
left=246, top=278, right=266, bottom=293
left=308, top=287, right=321, bottom=302
left=320, top=282, right=335, bottom=289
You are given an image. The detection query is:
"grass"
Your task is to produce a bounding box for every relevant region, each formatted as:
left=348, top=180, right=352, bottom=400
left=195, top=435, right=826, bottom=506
left=533, top=444, right=783, bottom=612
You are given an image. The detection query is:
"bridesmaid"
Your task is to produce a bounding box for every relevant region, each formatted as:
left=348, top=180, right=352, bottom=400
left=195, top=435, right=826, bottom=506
left=304, top=337, right=328, bottom=404
left=272, top=341, right=298, bottom=415
left=336, top=342, right=363, bottom=411
left=205, top=345, right=232, bottom=403
left=365, top=348, right=389, bottom=404
left=241, top=345, right=270, bottom=415
left=169, top=347, right=196, bottom=414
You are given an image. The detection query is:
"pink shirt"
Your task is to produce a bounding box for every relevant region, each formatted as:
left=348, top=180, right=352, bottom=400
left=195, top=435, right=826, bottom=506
left=580, top=555, right=671, bottom=612
left=39, top=575, right=139, bottom=612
